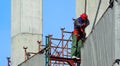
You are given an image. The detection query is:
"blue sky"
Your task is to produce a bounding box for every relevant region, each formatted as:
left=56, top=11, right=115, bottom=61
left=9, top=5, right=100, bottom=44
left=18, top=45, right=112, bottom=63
left=0, top=0, right=75, bottom=66
left=0, top=0, right=11, bottom=66
left=43, top=0, right=75, bottom=39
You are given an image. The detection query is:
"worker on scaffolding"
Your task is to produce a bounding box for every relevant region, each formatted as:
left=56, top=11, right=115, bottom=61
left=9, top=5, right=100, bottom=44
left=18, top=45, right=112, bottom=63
left=71, top=13, right=89, bottom=59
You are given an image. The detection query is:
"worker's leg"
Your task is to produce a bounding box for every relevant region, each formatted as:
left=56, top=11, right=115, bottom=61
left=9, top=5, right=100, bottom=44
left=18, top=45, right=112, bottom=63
left=76, top=40, right=82, bottom=58
left=71, top=34, right=77, bottom=57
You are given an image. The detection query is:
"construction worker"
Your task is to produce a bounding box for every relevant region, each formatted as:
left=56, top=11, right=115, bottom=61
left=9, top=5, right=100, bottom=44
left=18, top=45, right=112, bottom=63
left=71, top=13, right=89, bottom=59
left=73, top=13, right=89, bottom=42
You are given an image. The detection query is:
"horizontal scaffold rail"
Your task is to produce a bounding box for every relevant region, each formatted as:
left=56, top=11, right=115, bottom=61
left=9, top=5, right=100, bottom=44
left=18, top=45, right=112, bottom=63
left=51, top=38, right=72, bottom=41
left=63, top=31, right=72, bottom=33
left=50, top=55, right=80, bottom=66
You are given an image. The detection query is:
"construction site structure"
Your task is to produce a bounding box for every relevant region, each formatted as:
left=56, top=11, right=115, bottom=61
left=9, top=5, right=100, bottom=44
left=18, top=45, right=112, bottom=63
left=7, top=57, right=11, bottom=66
left=45, top=28, right=80, bottom=66
left=17, top=28, right=80, bottom=66
left=77, top=0, right=120, bottom=66
left=11, top=0, right=42, bottom=66
left=18, top=51, right=45, bottom=66
left=11, top=0, right=120, bottom=66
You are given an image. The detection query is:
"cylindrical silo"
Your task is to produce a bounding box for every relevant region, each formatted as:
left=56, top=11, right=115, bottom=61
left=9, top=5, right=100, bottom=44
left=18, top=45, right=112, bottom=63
left=11, top=0, right=42, bottom=66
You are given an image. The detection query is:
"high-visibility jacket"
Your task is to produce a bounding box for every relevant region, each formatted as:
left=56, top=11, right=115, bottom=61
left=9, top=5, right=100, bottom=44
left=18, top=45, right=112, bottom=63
left=73, top=17, right=89, bottom=39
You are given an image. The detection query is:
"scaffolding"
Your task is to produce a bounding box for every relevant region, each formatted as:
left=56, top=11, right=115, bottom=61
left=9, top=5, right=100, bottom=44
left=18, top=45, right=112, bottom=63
left=22, top=28, right=80, bottom=66
left=7, top=57, right=11, bottom=66
left=45, top=28, right=80, bottom=66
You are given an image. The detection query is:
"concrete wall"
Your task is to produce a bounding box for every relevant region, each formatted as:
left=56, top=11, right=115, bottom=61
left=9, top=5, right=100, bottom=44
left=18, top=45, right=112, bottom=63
left=11, top=0, right=42, bottom=66
left=81, top=8, right=115, bottom=66
left=11, top=0, right=42, bottom=36
left=12, top=34, right=42, bottom=66
left=114, top=1, right=120, bottom=66
left=18, top=53, right=45, bottom=66
left=76, top=0, right=109, bottom=36
left=80, top=1, right=120, bottom=66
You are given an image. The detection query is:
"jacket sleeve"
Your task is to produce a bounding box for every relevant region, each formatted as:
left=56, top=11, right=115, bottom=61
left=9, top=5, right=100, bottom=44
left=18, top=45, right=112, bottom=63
left=86, top=19, right=90, bottom=27
left=73, top=18, right=82, bottom=28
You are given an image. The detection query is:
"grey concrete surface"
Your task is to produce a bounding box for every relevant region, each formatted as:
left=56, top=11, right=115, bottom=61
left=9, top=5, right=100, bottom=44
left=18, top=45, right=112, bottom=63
left=11, top=0, right=42, bottom=66
left=79, top=1, right=120, bottom=66
left=18, top=53, right=45, bottom=66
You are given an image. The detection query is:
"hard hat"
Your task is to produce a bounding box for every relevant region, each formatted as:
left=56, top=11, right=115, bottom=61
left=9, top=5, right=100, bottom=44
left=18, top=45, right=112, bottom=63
left=80, top=13, right=88, bottom=20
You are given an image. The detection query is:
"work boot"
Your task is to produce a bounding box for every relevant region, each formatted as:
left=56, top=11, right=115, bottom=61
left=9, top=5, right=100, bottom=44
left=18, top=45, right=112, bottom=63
left=76, top=57, right=80, bottom=60
left=72, top=56, right=77, bottom=59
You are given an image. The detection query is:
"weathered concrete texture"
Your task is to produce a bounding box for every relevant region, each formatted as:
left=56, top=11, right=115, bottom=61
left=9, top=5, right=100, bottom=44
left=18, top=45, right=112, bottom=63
left=11, top=34, right=42, bottom=66
left=76, top=0, right=109, bottom=36
left=11, top=0, right=42, bottom=37
left=11, top=0, right=42, bottom=66
left=80, top=1, right=120, bottom=66
left=114, top=0, right=120, bottom=61
left=18, top=53, right=45, bottom=66
left=81, top=7, right=115, bottom=66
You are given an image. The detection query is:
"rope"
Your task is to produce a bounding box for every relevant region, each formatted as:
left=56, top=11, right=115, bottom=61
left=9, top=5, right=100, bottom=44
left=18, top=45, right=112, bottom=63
left=91, top=0, right=101, bottom=32
left=85, top=0, right=87, bottom=13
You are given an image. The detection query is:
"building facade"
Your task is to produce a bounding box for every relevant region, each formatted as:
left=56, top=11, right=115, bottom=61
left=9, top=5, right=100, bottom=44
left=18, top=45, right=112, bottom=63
left=11, top=0, right=42, bottom=66
left=76, top=0, right=120, bottom=66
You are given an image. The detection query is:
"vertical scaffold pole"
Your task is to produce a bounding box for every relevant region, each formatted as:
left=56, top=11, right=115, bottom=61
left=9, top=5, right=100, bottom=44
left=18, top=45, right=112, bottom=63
left=45, top=35, right=51, bottom=66
left=61, top=28, right=65, bottom=66
left=48, top=35, right=52, bottom=66
left=45, top=36, right=49, bottom=66
left=85, top=0, right=87, bottom=13
left=7, top=57, right=11, bottom=66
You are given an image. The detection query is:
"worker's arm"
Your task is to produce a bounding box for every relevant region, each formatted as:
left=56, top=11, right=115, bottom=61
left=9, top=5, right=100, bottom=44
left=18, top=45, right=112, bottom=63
left=72, top=18, right=77, bottom=22
left=73, top=18, right=82, bottom=28
left=85, top=19, right=90, bottom=27
left=82, top=19, right=90, bottom=27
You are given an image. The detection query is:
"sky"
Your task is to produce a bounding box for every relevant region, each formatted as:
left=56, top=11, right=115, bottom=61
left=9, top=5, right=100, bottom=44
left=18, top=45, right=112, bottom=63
left=0, top=0, right=11, bottom=66
left=0, top=0, right=75, bottom=66
left=43, top=0, right=75, bottom=39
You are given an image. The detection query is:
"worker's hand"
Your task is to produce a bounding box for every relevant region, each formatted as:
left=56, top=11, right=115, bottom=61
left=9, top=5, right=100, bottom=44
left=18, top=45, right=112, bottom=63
left=81, top=23, right=86, bottom=27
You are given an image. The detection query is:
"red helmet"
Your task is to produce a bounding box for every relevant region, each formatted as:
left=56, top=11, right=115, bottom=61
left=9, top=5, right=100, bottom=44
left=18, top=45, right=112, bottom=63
left=80, top=13, right=88, bottom=20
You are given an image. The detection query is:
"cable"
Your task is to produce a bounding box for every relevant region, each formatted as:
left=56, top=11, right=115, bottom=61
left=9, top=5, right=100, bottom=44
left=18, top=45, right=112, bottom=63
left=91, top=0, right=101, bottom=32
left=85, top=0, right=87, bottom=13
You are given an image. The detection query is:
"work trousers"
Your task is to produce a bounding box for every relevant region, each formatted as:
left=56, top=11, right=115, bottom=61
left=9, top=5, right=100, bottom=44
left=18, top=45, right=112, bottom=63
left=71, top=34, right=82, bottom=58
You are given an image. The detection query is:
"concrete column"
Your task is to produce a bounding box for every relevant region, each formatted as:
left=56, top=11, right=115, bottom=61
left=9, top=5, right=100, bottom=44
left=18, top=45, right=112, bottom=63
left=11, top=0, right=42, bottom=66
